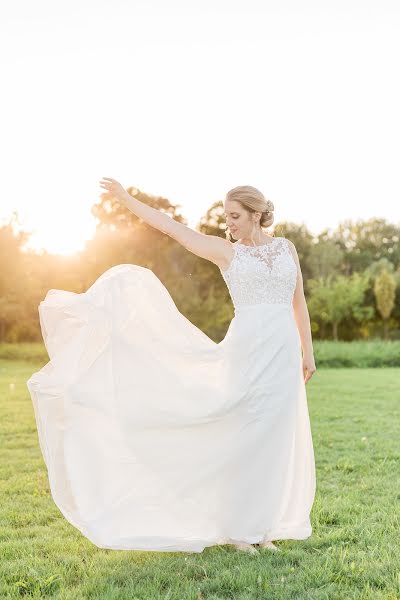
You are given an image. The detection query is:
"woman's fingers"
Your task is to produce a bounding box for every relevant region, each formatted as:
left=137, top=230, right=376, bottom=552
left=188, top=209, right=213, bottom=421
left=98, top=178, right=125, bottom=202
left=99, top=178, right=122, bottom=195
left=303, top=363, right=315, bottom=384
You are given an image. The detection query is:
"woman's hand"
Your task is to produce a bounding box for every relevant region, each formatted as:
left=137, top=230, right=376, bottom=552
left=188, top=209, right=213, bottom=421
left=99, top=177, right=127, bottom=202
left=302, top=354, right=316, bottom=384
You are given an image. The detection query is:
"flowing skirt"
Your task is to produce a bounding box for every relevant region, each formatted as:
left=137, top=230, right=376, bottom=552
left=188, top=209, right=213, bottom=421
left=27, top=264, right=316, bottom=552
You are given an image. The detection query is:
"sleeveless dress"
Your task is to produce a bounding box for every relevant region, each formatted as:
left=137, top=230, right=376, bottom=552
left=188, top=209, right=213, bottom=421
left=26, top=236, right=316, bottom=553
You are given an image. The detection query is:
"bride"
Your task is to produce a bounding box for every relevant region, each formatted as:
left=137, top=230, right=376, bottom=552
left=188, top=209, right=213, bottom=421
left=27, top=178, right=317, bottom=555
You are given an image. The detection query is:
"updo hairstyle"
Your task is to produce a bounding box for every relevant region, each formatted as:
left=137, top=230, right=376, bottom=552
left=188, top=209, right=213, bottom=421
left=224, top=185, right=274, bottom=240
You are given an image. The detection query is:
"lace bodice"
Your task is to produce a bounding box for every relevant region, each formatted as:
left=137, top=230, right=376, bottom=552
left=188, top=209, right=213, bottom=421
left=219, top=237, right=297, bottom=307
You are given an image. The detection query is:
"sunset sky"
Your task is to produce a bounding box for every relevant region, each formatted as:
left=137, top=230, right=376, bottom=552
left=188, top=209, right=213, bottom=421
left=1, top=0, right=400, bottom=254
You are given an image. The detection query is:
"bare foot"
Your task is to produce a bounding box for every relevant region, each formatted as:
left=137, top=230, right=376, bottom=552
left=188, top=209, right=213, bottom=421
left=232, top=541, right=258, bottom=554
left=258, top=540, right=280, bottom=551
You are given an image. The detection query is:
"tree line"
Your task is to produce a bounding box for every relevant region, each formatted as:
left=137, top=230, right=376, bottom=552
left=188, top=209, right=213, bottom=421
left=1, top=187, right=399, bottom=343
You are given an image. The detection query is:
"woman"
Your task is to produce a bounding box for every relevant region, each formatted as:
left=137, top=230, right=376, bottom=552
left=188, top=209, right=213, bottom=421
left=27, top=179, right=316, bottom=555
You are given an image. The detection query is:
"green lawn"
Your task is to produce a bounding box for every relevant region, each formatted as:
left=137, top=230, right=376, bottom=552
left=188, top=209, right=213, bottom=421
left=0, top=360, right=399, bottom=599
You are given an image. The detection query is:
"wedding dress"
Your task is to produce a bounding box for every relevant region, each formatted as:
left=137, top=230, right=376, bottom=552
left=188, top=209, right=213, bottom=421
left=26, top=236, right=316, bottom=553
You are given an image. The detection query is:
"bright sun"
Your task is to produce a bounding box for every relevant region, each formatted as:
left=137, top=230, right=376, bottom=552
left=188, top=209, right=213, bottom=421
left=22, top=217, right=97, bottom=256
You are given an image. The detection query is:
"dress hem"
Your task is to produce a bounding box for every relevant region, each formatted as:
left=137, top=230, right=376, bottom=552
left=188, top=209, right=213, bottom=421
left=80, top=525, right=313, bottom=553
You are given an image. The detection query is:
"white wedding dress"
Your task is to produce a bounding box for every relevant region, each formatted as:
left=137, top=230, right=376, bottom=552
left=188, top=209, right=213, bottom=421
left=27, top=236, right=316, bottom=553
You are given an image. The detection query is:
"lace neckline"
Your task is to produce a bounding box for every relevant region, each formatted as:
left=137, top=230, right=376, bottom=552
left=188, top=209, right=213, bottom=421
left=235, top=237, right=279, bottom=248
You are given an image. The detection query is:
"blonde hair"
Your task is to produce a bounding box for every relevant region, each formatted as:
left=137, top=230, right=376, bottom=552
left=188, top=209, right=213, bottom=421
left=225, top=185, right=274, bottom=240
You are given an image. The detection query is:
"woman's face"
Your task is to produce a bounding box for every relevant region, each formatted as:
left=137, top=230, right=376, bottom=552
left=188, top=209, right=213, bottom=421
left=223, top=199, right=256, bottom=241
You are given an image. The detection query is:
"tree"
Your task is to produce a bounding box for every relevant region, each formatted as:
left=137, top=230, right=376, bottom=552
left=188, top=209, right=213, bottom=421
left=92, top=186, right=186, bottom=231
left=329, top=218, right=400, bottom=274
left=308, top=273, right=374, bottom=340
left=373, top=269, right=396, bottom=340
left=198, top=200, right=226, bottom=236
left=307, top=239, right=344, bottom=280
left=0, top=217, right=30, bottom=341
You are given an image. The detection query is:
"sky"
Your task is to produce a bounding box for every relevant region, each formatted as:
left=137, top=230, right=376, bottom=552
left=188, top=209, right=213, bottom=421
left=1, top=0, right=399, bottom=255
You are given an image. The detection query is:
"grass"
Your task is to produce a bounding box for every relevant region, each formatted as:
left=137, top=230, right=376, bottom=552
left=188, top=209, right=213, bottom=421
left=0, top=359, right=399, bottom=599
left=2, top=340, right=400, bottom=367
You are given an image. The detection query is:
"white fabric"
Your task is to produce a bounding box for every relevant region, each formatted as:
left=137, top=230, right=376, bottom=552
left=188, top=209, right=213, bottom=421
left=27, top=236, right=316, bottom=552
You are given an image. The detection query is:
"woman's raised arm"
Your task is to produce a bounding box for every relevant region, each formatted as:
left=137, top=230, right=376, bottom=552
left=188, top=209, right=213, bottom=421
left=99, top=177, right=232, bottom=269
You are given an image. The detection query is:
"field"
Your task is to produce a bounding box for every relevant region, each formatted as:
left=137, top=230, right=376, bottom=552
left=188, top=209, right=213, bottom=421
left=0, top=352, right=399, bottom=599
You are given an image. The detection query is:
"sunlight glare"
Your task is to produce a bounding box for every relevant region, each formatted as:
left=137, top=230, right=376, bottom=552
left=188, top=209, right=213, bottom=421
left=22, top=216, right=96, bottom=256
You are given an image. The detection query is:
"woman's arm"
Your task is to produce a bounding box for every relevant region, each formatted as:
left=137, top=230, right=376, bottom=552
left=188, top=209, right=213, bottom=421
left=99, top=177, right=232, bottom=269
left=287, top=239, right=317, bottom=383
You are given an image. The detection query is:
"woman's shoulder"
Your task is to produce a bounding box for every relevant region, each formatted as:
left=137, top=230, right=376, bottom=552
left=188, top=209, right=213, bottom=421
left=275, top=235, right=294, bottom=246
